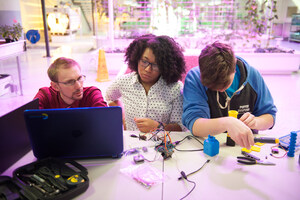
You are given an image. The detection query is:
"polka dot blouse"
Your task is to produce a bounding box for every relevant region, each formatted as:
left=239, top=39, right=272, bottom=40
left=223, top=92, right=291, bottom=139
left=105, top=72, right=186, bottom=131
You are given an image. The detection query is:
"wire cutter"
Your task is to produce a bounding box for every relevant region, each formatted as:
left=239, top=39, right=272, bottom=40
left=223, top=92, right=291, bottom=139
left=237, top=156, right=276, bottom=165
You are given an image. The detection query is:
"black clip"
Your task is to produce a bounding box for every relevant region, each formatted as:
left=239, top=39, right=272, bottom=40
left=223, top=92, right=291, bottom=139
left=241, top=151, right=260, bottom=161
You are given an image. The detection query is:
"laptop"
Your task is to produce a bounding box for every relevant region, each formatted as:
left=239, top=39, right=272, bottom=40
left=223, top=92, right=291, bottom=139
left=0, top=99, right=39, bottom=174
left=24, top=106, right=124, bottom=160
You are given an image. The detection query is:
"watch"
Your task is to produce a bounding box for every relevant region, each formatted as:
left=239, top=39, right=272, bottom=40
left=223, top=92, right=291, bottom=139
left=157, top=121, right=164, bottom=130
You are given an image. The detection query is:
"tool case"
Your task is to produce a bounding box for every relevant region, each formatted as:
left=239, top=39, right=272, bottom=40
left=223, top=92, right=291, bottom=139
left=0, top=157, right=89, bottom=200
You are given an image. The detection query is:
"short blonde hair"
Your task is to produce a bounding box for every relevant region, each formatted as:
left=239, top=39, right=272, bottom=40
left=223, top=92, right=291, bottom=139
left=47, top=57, right=81, bottom=82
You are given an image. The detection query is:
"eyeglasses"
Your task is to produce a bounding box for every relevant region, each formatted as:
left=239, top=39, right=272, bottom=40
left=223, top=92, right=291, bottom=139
left=56, top=75, right=86, bottom=86
left=139, top=59, right=159, bottom=72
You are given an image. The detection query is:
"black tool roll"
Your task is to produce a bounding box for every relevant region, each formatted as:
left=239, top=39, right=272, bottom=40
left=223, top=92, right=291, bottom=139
left=0, top=157, right=89, bottom=200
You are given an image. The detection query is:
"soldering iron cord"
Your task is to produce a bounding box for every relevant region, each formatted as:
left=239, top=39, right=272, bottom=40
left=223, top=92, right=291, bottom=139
left=178, top=159, right=210, bottom=180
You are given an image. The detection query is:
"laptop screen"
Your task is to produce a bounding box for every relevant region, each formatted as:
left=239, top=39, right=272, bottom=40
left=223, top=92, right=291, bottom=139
left=24, top=106, right=124, bottom=159
left=0, top=99, right=39, bottom=174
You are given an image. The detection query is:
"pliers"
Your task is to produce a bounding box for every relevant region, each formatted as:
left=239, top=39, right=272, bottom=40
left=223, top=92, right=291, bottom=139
left=237, top=156, right=276, bottom=165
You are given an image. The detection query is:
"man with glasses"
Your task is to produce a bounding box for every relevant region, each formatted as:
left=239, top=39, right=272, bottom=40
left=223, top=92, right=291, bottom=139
left=106, top=34, right=186, bottom=132
left=34, top=57, right=107, bottom=109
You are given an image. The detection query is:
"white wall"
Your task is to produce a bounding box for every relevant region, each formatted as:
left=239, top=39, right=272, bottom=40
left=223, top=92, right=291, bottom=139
left=275, top=0, right=299, bottom=23
left=20, top=0, right=57, bottom=33
left=0, top=0, right=22, bottom=26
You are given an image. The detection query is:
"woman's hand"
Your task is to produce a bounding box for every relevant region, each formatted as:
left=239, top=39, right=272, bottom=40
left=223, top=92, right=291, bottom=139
left=134, top=118, right=159, bottom=133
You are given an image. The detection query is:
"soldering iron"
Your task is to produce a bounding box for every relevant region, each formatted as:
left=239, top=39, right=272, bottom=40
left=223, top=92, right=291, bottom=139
left=254, top=137, right=279, bottom=144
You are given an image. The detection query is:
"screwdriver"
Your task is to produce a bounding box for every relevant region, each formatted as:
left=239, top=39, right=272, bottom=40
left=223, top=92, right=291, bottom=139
left=254, top=137, right=279, bottom=144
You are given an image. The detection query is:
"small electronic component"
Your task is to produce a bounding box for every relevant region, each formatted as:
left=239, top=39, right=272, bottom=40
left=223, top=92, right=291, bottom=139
left=130, top=134, right=138, bottom=138
left=142, top=147, right=148, bottom=152
left=133, top=154, right=145, bottom=164
left=241, top=148, right=252, bottom=153
left=139, top=135, right=147, bottom=140
left=241, top=151, right=260, bottom=160
left=271, top=148, right=279, bottom=154
left=251, top=146, right=261, bottom=152
left=254, top=142, right=264, bottom=146
left=279, top=131, right=300, bottom=150
left=155, top=141, right=175, bottom=159
left=125, top=148, right=139, bottom=155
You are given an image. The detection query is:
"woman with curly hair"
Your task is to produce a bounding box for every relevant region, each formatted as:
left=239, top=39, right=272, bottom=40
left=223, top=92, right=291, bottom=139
left=105, top=34, right=186, bottom=132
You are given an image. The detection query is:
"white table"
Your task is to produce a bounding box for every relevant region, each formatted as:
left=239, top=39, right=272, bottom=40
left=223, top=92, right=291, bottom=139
left=163, top=132, right=300, bottom=200
left=0, top=40, right=26, bottom=95
left=2, top=131, right=300, bottom=200
left=2, top=131, right=164, bottom=199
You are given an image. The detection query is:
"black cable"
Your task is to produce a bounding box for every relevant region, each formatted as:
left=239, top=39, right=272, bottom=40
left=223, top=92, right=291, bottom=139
left=178, top=159, right=210, bottom=180
left=177, top=160, right=210, bottom=199
left=174, top=146, right=203, bottom=152
left=174, top=135, right=204, bottom=152
left=178, top=171, right=196, bottom=200
left=189, top=135, right=204, bottom=145
left=176, top=135, right=204, bottom=145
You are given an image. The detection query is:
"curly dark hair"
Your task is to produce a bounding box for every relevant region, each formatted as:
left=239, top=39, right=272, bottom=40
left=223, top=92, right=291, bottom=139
left=198, top=41, right=236, bottom=90
left=125, top=34, right=186, bottom=85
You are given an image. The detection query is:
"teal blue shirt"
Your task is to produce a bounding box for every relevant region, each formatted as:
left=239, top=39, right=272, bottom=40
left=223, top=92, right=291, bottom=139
left=226, top=65, right=240, bottom=97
